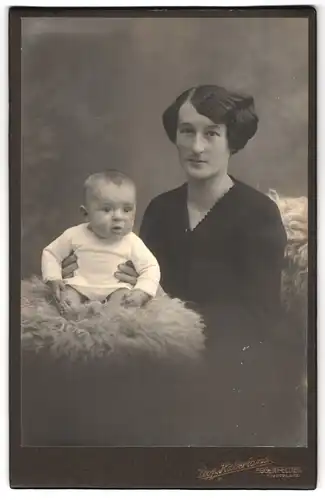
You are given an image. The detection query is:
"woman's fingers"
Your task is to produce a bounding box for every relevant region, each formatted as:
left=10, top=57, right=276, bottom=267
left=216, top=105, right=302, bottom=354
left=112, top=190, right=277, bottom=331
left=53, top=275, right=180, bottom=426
left=115, top=261, right=138, bottom=286
left=62, top=252, right=77, bottom=267
left=62, top=262, right=78, bottom=279
left=117, top=262, right=138, bottom=277
left=62, top=252, right=78, bottom=278
left=114, top=271, right=137, bottom=287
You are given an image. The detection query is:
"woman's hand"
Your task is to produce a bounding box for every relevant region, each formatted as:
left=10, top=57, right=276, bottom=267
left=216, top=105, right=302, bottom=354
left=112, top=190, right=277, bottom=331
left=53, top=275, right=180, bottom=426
left=115, top=261, right=166, bottom=296
left=114, top=260, right=138, bottom=286
left=61, top=251, right=78, bottom=279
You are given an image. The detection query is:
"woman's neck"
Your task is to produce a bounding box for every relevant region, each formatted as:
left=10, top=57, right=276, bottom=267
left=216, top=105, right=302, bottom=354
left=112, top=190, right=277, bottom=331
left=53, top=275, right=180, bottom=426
left=187, top=173, right=234, bottom=211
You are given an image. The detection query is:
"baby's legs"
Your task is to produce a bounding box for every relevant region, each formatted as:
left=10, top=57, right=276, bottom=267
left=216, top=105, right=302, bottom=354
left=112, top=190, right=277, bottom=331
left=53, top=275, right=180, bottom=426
left=106, top=288, right=130, bottom=309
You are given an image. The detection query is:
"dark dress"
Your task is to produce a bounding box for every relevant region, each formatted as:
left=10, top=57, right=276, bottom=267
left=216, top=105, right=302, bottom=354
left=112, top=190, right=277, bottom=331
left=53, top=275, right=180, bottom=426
left=139, top=177, right=305, bottom=446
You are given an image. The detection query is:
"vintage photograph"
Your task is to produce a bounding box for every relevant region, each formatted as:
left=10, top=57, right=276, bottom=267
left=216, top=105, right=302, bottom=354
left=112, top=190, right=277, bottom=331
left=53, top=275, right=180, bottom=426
left=13, top=8, right=315, bottom=486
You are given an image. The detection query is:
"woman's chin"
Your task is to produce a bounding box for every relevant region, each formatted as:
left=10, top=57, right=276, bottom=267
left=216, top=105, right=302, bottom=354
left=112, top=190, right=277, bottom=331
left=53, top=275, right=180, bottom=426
left=186, top=169, right=217, bottom=181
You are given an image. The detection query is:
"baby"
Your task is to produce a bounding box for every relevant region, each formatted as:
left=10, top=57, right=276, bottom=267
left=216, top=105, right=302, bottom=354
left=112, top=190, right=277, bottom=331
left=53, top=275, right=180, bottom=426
left=41, top=170, right=161, bottom=314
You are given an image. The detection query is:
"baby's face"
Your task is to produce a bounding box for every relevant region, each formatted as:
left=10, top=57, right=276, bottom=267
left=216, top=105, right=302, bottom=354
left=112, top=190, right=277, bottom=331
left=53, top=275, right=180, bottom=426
left=85, top=181, right=136, bottom=239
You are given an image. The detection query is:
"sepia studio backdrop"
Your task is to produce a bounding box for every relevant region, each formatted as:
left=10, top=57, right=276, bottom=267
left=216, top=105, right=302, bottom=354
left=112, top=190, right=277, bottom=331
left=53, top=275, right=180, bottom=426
left=21, top=17, right=308, bottom=279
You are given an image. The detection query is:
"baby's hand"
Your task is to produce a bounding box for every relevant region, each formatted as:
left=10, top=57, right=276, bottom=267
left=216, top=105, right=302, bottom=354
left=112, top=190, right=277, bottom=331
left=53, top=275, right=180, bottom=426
left=122, top=290, right=151, bottom=308
left=47, top=280, right=66, bottom=310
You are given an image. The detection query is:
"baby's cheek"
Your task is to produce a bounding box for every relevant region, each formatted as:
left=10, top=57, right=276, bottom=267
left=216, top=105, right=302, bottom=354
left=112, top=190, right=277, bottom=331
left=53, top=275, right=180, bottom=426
left=101, top=214, right=112, bottom=224
left=127, top=215, right=135, bottom=226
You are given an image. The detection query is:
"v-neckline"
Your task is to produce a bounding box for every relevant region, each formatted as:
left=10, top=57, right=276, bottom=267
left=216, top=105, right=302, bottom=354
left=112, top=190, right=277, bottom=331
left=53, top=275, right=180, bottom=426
left=183, top=176, right=238, bottom=233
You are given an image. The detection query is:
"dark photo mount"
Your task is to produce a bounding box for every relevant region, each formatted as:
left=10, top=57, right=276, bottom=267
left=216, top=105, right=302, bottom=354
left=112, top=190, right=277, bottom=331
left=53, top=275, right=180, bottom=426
left=10, top=6, right=316, bottom=489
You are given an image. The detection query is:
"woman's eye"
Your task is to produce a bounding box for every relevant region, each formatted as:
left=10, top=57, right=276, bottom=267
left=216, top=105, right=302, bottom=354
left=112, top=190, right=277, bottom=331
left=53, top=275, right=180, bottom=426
left=206, top=130, right=220, bottom=137
left=179, top=127, right=194, bottom=135
left=103, top=207, right=111, bottom=213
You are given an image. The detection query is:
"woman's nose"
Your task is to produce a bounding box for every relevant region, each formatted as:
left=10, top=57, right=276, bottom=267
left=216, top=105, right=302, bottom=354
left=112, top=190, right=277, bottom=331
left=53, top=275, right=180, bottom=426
left=191, top=134, right=205, bottom=154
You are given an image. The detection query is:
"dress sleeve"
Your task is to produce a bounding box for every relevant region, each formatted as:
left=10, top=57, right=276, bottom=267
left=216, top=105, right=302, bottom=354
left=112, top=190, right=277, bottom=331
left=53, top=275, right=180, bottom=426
left=238, top=199, right=287, bottom=315
left=139, top=199, right=161, bottom=255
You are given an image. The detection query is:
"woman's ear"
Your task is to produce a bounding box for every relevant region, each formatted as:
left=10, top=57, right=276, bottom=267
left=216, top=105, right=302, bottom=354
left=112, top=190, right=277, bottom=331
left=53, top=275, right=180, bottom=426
left=80, top=205, right=88, bottom=218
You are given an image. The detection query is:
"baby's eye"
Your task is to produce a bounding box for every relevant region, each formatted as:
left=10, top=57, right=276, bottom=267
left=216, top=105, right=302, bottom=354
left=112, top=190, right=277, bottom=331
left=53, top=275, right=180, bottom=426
left=124, top=206, right=134, bottom=213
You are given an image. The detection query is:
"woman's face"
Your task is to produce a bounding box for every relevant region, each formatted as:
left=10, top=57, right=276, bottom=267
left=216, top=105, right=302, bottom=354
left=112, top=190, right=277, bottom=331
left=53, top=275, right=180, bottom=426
left=176, top=101, right=230, bottom=181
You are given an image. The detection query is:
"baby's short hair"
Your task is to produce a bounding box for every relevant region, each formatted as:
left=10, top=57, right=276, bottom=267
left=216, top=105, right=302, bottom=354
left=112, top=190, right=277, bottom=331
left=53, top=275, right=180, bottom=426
left=84, top=170, right=135, bottom=202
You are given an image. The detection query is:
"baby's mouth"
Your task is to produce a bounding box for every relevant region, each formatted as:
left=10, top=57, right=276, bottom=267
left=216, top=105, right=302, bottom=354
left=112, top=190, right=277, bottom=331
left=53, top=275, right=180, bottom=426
left=111, top=225, right=124, bottom=233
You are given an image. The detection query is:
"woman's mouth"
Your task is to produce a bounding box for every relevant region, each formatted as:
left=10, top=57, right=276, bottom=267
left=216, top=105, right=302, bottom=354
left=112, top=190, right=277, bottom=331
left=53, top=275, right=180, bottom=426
left=188, top=159, right=207, bottom=166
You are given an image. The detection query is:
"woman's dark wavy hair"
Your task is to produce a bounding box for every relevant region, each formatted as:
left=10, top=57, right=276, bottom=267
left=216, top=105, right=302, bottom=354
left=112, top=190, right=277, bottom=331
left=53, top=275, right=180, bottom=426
left=162, top=85, right=259, bottom=154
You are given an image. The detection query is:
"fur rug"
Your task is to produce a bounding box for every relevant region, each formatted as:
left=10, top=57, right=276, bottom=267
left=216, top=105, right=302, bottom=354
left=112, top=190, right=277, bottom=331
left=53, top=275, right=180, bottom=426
left=21, top=277, right=205, bottom=361
left=268, top=190, right=308, bottom=317
left=21, top=191, right=307, bottom=362
left=20, top=193, right=308, bottom=446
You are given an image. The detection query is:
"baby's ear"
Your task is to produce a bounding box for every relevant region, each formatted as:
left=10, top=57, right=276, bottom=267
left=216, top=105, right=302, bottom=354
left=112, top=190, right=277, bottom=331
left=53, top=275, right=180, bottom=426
left=80, top=205, right=88, bottom=218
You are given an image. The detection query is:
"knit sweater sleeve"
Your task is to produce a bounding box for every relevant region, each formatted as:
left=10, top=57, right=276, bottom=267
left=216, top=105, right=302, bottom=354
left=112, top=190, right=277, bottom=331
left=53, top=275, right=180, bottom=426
left=129, top=233, right=161, bottom=297
left=41, top=227, right=76, bottom=282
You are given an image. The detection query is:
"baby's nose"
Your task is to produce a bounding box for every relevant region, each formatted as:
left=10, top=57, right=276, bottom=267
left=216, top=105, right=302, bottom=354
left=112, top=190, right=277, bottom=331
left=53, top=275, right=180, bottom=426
left=113, top=209, right=124, bottom=220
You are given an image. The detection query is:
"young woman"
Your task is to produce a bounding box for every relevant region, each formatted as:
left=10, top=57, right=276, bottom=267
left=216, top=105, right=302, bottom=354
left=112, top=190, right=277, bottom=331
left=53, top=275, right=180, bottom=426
left=63, top=85, right=303, bottom=445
